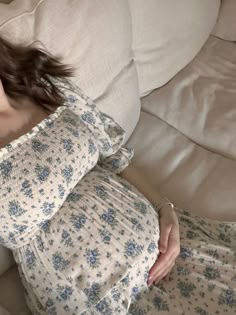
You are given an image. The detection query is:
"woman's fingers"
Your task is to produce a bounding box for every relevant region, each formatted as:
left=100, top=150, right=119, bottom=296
left=153, top=261, right=175, bottom=285
left=148, top=223, right=180, bottom=286
left=149, top=234, right=179, bottom=277
left=147, top=204, right=180, bottom=286
left=148, top=252, right=176, bottom=286
left=158, top=205, right=178, bottom=253
left=158, top=219, right=172, bottom=253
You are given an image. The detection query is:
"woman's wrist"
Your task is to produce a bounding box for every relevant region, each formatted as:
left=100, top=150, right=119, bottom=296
left=153, top=197, right=175, bottom=213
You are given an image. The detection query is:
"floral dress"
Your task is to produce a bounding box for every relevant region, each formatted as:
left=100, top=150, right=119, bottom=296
left=0, top=79, right=235, bottom=315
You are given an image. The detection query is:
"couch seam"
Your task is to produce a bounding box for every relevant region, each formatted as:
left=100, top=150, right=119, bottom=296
left=140, top=109, right=236, bottom=163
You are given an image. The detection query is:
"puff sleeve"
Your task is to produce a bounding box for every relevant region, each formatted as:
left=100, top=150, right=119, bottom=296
left=56, top=79, right=134, bottom=174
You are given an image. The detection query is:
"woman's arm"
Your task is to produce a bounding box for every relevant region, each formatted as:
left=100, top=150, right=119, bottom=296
left=120, top=162, right=165, bottom=207
left=120, top=162, right=180, bottom=286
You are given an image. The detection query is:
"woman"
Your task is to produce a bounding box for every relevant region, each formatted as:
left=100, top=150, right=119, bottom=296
left=0, top=37, right=235, bottom=315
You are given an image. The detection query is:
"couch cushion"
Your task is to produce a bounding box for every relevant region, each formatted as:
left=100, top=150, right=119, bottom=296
left=0, top=246, right=14, bottom=276
left=213, top=0, right=236, bottom=41
left=141, top=36, right=236, bottom=160
left=129, top=0, right=220, bottom=97
left=127, top=111, right=236, bottom=222
left=0, top=305, right=11, bottom=315
left=0, top=266, right=31, bottom=315
left=0, top=0, right=140, bottom=141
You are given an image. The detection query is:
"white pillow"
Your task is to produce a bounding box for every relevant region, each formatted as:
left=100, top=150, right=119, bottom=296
left=213, top=0, right=236, bottom=41
left=129, top=0, right=221, bottom=96
left=0, top=0, right=140, bottom=141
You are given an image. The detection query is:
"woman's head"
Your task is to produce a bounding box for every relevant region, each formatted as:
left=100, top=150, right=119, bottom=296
left=0, top=36, right=73, bottom=113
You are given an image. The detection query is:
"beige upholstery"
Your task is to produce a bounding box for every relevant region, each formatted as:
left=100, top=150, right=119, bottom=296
left=0, top=266, right=30, bottom=315
left=141, top=36, right=236, bottom=160
left=129, top=0, right=220, bottom=96
left=128, top=111, right=236, bottom=222
left=0, top=247, right=13, bottom=276
left=0, top=305, right=11, bottom=315
left=213, top=0, right=236, bottom=41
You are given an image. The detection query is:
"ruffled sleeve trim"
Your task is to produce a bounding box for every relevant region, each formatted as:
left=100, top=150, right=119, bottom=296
left=54, top=78, right=133, bottom=173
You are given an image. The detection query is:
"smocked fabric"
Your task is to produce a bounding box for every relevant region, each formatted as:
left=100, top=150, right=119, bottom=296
left=0, top=80, right=235, bottom=314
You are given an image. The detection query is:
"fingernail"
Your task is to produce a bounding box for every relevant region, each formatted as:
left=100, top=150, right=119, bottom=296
left=147, top=276, right=153, bottom=286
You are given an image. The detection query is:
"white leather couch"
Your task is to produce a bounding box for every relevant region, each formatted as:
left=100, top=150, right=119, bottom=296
left=0, top=1, right=235, bottom=314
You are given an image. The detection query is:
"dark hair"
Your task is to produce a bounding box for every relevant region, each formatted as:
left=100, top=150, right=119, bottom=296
left=0, top=36, right=74, bottom=113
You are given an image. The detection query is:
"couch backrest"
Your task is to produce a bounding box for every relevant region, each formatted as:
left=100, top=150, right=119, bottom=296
left=0, top=245, right=14, bottom=276
left=129, top=0, right=221, bottom=96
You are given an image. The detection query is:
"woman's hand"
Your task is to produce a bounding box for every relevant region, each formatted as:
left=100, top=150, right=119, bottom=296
left=119, top=163, right=180, bottom=285
left=148, top=205, right=180, bottom=286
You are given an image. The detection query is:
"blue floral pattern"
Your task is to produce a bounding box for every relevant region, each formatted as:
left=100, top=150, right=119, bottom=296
left=0, top=79, right=235, bottom=314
